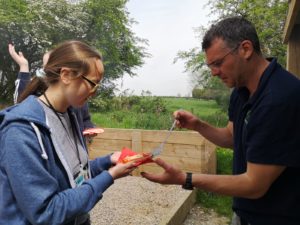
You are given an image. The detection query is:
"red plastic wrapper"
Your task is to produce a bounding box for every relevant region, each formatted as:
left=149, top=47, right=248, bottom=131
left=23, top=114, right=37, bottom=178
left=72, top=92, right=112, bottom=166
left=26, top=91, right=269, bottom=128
left=117, top=147, right=153, bottom=166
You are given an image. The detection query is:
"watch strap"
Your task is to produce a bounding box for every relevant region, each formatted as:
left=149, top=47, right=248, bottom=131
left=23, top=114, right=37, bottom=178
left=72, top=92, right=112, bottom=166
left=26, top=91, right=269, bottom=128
left=182, top=172, right=194, bottom=190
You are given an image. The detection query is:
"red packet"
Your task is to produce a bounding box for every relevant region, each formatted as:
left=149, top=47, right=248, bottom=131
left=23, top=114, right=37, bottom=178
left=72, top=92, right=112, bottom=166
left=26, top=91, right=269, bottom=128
left=83, top=128, right=104, bottom=135
left=118, top=147, right=153, bottom=166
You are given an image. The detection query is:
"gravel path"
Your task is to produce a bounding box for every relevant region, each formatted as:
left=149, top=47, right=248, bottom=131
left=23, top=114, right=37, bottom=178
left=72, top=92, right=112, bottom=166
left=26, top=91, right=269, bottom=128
left=183, top=205, right=230, bottom=225
left=90, top=176, right=230, bottom=225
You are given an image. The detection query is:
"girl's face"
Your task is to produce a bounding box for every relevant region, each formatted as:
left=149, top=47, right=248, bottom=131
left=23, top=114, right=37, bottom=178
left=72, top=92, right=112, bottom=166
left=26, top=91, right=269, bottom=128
left=63, top=59, right=104, bottom=107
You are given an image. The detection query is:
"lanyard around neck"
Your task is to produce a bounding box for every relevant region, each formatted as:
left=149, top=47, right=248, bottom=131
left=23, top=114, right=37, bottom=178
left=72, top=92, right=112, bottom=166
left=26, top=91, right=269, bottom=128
left=43, top=93, right=82, bottom=165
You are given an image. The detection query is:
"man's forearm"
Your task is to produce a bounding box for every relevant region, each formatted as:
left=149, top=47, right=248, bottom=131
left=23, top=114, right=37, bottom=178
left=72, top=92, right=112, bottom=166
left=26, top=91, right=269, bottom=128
left=192, top=163, right=285, bottom=199
left=192, top=173, right=263, bottom=199
left=195, top=120, right=233, bottom=148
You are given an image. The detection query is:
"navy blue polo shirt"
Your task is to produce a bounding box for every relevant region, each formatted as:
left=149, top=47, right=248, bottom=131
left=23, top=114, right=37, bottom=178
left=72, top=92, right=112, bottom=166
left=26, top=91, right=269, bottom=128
left=228, top=58, right=300, bottom=225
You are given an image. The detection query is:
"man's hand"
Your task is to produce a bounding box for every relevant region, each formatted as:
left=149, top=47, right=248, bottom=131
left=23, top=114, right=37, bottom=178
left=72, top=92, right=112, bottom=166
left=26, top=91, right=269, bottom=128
left=8, top=44, right=29, bottom=72
left=173, top=110, right=201, bottom=131
left=141, top=158, right=186, bottom=185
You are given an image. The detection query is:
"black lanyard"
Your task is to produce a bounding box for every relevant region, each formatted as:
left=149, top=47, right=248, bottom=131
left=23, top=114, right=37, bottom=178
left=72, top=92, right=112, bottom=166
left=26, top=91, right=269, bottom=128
left=43, top=93, right=82, bottom=165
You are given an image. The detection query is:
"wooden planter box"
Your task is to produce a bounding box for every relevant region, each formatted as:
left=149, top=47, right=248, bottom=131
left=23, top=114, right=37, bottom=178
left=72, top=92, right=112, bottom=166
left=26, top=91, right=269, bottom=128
left=88, top=128, right=216, bottom=225
left=88, top=128, right=216, bottom=176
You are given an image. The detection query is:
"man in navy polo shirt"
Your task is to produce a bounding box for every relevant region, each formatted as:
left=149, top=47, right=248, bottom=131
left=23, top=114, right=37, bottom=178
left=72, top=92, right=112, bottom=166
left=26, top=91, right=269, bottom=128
left=141, top=17, right=300, bottom=225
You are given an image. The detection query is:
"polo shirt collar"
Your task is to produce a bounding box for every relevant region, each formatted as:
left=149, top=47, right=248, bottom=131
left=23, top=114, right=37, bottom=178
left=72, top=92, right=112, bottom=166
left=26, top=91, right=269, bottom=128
left=237, top=58, right=278, bottom=104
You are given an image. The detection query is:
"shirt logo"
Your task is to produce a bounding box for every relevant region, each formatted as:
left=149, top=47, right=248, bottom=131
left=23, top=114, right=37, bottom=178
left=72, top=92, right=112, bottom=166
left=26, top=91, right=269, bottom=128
left=244, top=110, right=251, bottom=125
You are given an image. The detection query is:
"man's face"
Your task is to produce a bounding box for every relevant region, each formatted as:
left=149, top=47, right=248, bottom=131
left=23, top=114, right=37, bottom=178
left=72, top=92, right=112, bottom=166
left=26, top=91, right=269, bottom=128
left=205, top=38, right=243, bottom=88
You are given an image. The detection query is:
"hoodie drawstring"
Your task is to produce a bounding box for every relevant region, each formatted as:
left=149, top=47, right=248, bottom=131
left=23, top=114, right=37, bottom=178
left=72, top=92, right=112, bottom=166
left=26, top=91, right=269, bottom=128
left=30, top=122, right=48, bottom=160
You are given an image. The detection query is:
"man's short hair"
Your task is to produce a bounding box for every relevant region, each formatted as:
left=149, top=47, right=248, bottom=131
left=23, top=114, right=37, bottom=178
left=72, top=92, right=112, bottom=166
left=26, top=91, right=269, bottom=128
left=202, top=16, right=261, bottom=54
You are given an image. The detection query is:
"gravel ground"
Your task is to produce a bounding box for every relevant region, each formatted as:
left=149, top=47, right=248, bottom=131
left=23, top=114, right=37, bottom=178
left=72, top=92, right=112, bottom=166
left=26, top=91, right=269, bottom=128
left=183, top=205, right=230, bottom=225
left=90, top=176, right=230, bottom=225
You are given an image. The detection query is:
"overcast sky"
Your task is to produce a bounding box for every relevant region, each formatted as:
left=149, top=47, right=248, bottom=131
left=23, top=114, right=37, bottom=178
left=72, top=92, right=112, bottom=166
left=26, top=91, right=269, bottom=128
left=114, top=0, right=215, bottom=96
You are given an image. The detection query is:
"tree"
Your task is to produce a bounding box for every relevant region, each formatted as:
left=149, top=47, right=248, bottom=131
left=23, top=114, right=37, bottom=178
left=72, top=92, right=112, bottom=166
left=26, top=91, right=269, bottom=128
left=0, top=0, right=31, bottom=102
left=0, top=0, right=148, bottom=103
left=83, top=0, right=149, bottom=98
left=207, top=0, right=288, bottom=65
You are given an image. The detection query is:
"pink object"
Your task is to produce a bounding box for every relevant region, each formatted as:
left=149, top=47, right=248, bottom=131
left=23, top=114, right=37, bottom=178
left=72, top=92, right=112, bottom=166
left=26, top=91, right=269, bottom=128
left=82, top=128, right=104, bottom=135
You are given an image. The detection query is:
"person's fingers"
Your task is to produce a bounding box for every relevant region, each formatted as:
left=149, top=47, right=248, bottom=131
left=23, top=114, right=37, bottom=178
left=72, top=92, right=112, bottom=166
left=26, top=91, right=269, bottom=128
left=8, top=44, right=16, bottom=55
left=128, top=166, right=136, bottom=173
left=173, top=110, right=179, bottom=118
left=8, top=46, right=23, bottom=63
left=110, top=151, right=121, bottom=164
left=83, top=133, right=97, bottom=138
left=124, top=161, right=137, bottom=170
left=153, top=158, right=172, bottom=171
left=140, top=172, right=160, bottom=182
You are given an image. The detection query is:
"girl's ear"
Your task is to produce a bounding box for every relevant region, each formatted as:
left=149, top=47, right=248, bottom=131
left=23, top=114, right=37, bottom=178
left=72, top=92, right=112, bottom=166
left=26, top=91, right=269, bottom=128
left=60, top=68, right=73, bottom=84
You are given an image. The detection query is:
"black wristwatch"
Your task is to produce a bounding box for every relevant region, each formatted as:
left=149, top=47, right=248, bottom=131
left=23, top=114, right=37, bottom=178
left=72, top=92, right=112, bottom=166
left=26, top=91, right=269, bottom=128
left=182, top=172, right=194, bottom=190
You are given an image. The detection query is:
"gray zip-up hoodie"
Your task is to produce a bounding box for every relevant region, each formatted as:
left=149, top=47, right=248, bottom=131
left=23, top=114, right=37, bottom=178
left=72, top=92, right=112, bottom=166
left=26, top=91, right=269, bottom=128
left=0, top=96, right=113, bottom=225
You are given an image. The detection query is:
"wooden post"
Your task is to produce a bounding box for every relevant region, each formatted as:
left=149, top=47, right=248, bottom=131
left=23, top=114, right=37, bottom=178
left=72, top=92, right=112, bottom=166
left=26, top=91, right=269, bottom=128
left=131, top=130, right=142, bottom=176
left=282, top=0, right=300, bottom=78
left=287, top=24, right=300, bottom=78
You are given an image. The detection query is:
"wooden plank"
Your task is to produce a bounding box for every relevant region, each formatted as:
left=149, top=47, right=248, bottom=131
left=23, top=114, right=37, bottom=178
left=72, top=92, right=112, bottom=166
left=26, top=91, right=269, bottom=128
left=155, top=155, right=203, bottom=171
left=283, top=0, right=300, bottom=43
left=94, top=128, right=136, bottom=140
left=89, top=149, right=119, bottom=160
left=160, top=190, right=196, bottom=225
left=287, top=24, right=300, bottom=77
left=202, top=139, right=217, bottom=174
left=95, top=128, right=205, bottom=145
left=88, top=139, right=131, bottom=150
left=89, top=143, right=203, bottom=160
left=132, top=130, right=142, bottom=153
left=142, top=130, right=206, bottom=145
left=142, top=142, right=203, bottom=158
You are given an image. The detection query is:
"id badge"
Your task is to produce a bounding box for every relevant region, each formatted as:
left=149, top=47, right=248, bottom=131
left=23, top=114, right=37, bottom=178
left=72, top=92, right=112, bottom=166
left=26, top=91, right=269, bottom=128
left=74, top=164, right=89, bottom=187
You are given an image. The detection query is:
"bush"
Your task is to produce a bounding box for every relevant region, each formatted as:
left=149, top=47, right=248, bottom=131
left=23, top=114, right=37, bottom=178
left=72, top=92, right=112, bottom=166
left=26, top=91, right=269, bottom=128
left=134, top=113, right=172, bottom=129
left=202, top=111, right=228, bottom=127
left=89, top=95, right=168, bottom=114
left=214, top=90, right=231, bottom=113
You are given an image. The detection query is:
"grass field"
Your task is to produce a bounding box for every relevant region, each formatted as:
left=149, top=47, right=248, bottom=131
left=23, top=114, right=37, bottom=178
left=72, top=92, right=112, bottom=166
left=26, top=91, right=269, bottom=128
left=91, top=97, right=225, bottom=129
left=163, top=97, right=219, bottom=118
left=91, top=97, right=233, bottom=220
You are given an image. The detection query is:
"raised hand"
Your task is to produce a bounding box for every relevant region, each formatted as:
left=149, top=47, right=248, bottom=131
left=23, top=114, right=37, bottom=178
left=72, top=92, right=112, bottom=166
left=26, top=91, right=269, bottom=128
left=8, top=44, right=29, bottom=72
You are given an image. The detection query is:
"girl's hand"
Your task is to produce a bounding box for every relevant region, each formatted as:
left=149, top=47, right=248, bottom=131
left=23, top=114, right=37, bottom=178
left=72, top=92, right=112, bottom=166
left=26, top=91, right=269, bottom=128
left=108, top=161, right=136, bottom=180
left=110, top=151, right=121, bottom=165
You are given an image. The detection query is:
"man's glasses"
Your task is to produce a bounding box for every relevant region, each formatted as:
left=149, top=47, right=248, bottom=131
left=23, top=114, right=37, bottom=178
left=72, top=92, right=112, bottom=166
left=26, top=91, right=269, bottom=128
left=206, top=44, right=240, bottom=70
left=81, top=75, right=100, bottom=92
